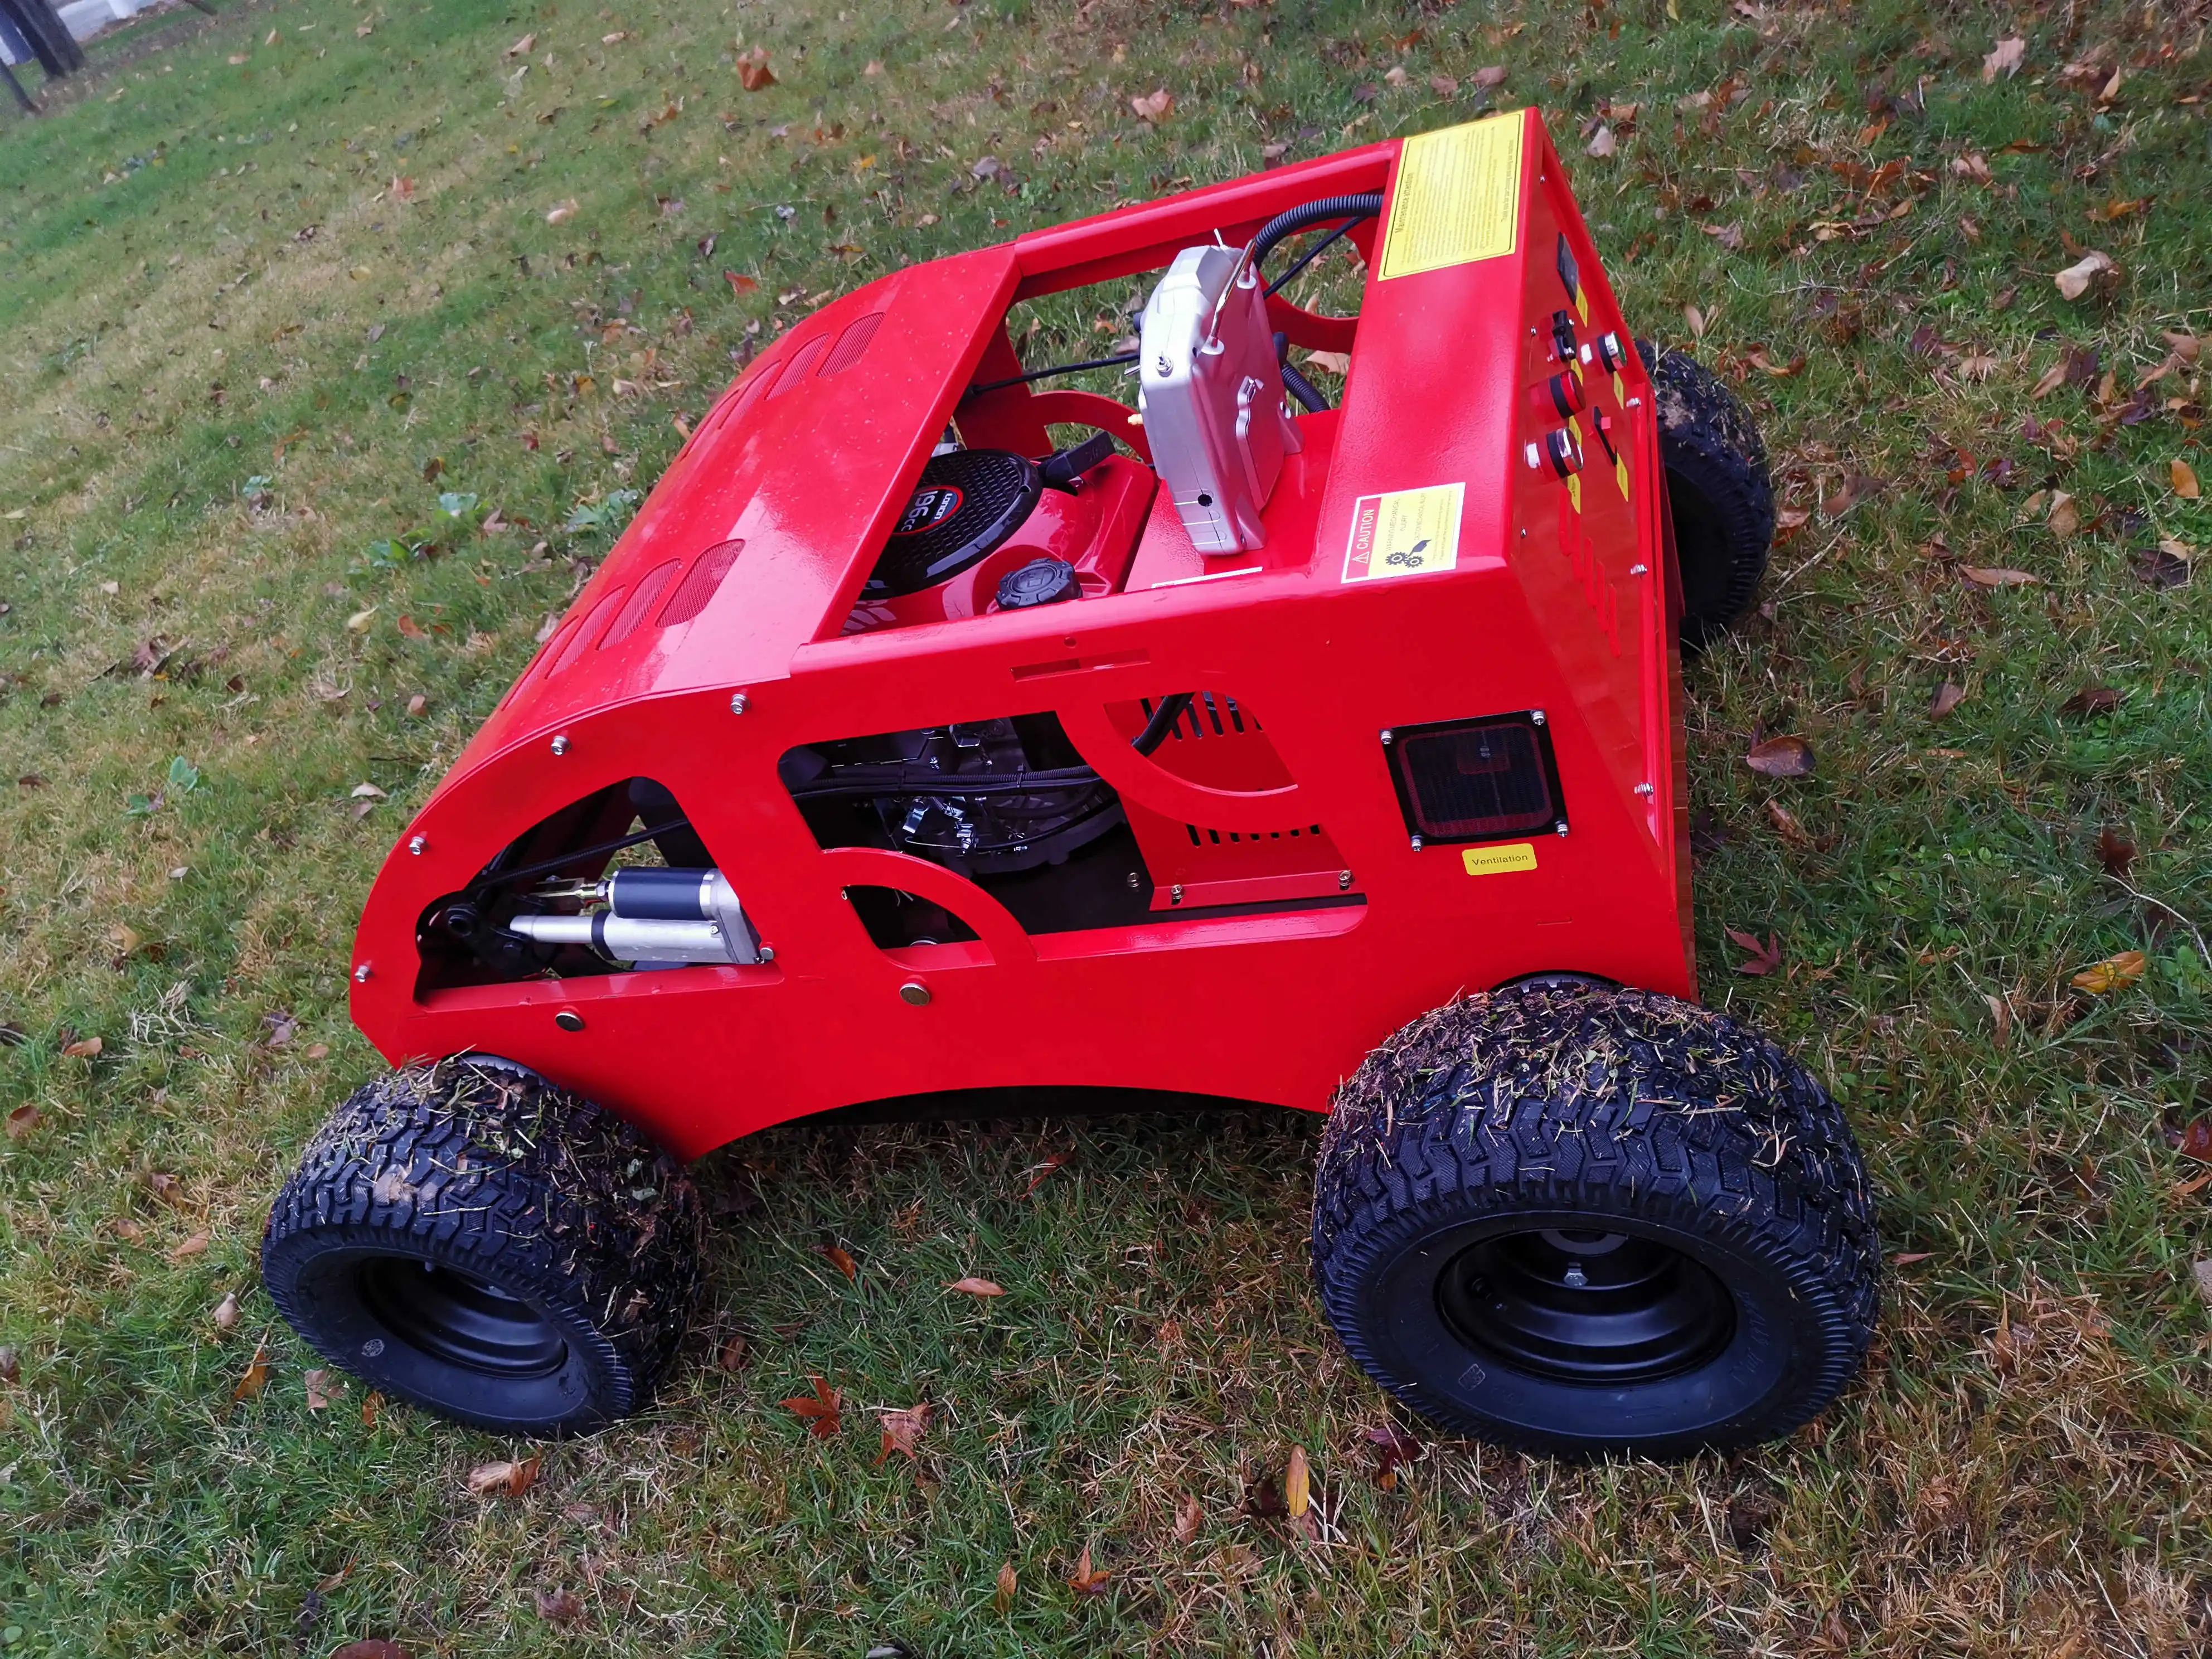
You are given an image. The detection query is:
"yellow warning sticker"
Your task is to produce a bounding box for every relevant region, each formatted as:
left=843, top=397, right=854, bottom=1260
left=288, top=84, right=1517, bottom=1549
left=1463, top=842, right=1539, bottom=876
left=1614, top=454, right=1631, bottom=499
left=1566, top=472, right=1583, bottom=514
left=1341, top=481, right=1465, bottom=583
left=1377, top=114, right=1526, bottom=280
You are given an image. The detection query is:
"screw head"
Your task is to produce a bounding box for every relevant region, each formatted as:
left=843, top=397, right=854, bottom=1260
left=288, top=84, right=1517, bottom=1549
left=1409, top=835, right=1424, bottom=851
left=1125, top=871, right=1142, bottom=889
left=1169, top=884, right=1184, bottom=905
left=1379, top=728, right=1393, bottom=745
left=408, top=834, right=426, bottom=856
left=899, top=981, right=932, bottom=1007
left=1530, top=709, right=1547, bottom=726
left=730, top=691, right=750, bottom=714
left=1555, top=821, right=1570, bottom=837
left=756, top=944, right=775, bottom=963
left=550, top=735, right=571, bottom=756
left=1337, top=869, right=1353, bottom=890
left=555, top=1010, right=585, bottom=1032
left=352, top=963, right=372, bottom=983
left=1630, top=562, right=1650, bottom=576
left=1634, top=782, right=1655, bottom=796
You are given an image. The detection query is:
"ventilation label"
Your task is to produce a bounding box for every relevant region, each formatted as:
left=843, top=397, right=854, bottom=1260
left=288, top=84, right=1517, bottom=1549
left=1377, top=114, right=1525, bottom=280
left=1462, top=842, right=1539, bottom=876
left=1341, top=481, right=1464, bottom=583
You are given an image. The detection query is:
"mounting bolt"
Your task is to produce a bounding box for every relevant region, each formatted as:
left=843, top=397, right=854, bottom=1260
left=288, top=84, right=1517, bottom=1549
left=1627, top=395, right=1643, bottom=409
left=1634, top=782, right=1655, bottom=796
left=756, top=945, right=776, bottom=964
left=1554, top=821, right=1570, bottom=837
left=1379, top=728, right=1393, bottom=745
left=1531, top=709, right=1547, bottom=726
left=1125, top=870, right=1142, bottom=889
left=1337, top=869, right=1353, bottom=891
left=1169, top=884, right=1184, bottom=905
left=550, top=735, right=571, bottom=756
left=1409, top=835, right=1424, bottom=852
left=352, top=963, right=372, bottom=983
left=407, top=834, right=426, bottom=856
left=1524, top=442, right=1542, bottom=469
left=730, top=691, right=750, bottom=714
left=1629, top=562, right=1650, bottom=576
left=555, top=1010, right=585, bottom=1032
left=899, top=981, right=932, bottom=1007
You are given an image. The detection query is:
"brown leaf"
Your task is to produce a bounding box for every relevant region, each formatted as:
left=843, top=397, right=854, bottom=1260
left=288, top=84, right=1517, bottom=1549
left=1284, top=1445, right=1311, bottom=1519
left=2174, top=459, right=2201, bottom=499
left=361, top=1390, right=383, bottom=1428
left=1764, top=799, right=1810, bottom=846
left=502, top=32, right=535, bottom=58
left=2059, top=685, right=2122, bottom=717
left=2053, top=250, right=2118, bottom=302
left=1959, top=566, right=2039, bottom=588
left=330, top=1643, right=408, bottom=1659
left=2096, top=827, right=2136, bottom=877
left=1023, top=1151, right=1068, bottom=1195
left=1745, top=735, right=1816, bottom=778
left=1429, top=74, right=1458, bottom=96
left=821, top=1243, right=857, bottom=1280
left=1472, top=64, right=1507, bottom=88
left=1725, top=926, right=1783, bottom=977
left=533, top=1587, right=586, bottom=1627
left=945, top=1276, right=1006, bottom=1297
left=61, top=1036, right=103, bottom=1059
left=1981, top=35, right=2025, bottom=83
left=2046, top=491, right=2080, bottom=536
left=1173, top=1492, right=1204, bottom=1542
left=995, top=1560, right=1018, bottom=1612
left=2192, top=1260, right=2212, bottom=1308
left=2030, top=361, right=2068, bottom=399
left=1365, top=1423, right=1422, bottom=1488
left=466, top=1453, right=543, bottom=1497
left=395, top=614, right=428, bottom=641
left=231, top=1339, right=271, bottom=1401
left=717, top=1333, right=749, bottom=1371
left=1928, top=682, right=1968, bottom=719
left=1585, top=124, right=1617, bottom=158
left=304, top=1369, right=334, bottom=1411
left=405, top=693, right=429, bottom=717
left=876, top=1401, right=931, bottom=1463
left=2069, top=950, right=2146, bottom=993
left=0, top=1346, right=16, bottom=1383
left=389, top=176, right=416, bottom=204
left=1066, top=1544, right=1112, bottom=1597
left=170, top=1230, right=211, bottom=1262
left=2178, top=1119, right=2212, bottom=1163
left=736, top=47, right=776, bottom=91
left=782, top=1375, right=843, bottom=1438
left=212, top=1291, right=241, bottom=1331
left=545, top=199, right=580, bottom=225
left=1130, top=89, right=1175, bottom=122
left=4, top=1104, right=38, bottom=1140
left=724, top=271, right=760, bottom=295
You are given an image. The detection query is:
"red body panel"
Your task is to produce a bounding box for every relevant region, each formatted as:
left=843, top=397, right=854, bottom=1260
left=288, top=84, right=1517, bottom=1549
left=349, top=114, right=1695, bottom=1160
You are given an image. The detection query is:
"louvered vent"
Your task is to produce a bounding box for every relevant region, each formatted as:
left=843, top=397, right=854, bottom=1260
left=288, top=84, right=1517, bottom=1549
left=769, top=333, right=830, bottom=394
left=658, top=540, right=744, bottom=627
left=600, top=559, right=681, bottom=649
left=820, top=312, right=885, bottom=377
left=546, top=586, right=629, bottom=678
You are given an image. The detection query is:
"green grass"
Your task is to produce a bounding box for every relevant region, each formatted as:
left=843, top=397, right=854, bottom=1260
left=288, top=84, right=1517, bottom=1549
left=3, top=0, right=2211, bottom=1652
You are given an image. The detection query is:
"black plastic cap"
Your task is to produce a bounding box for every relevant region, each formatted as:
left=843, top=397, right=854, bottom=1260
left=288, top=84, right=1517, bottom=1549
left=996, top=557, right=1079, bottom=610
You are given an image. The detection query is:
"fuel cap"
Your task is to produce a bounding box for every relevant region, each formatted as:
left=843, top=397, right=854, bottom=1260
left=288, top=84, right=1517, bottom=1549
left=996, top=556, right=1079, bottom=609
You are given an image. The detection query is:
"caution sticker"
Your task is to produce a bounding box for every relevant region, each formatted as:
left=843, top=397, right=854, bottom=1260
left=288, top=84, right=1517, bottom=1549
left=1463, top=842, right=1539, bottom=876
left=1341, top=481, right=1465, bottom=583
left=1377, top=114, right=1526, bottom=281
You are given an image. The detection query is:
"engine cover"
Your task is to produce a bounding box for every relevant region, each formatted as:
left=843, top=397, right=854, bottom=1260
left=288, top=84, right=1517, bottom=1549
left=864, top=447, right=1042, bottom=598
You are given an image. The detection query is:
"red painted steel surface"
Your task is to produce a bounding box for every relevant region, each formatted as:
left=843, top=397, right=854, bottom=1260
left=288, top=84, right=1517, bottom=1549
left=348, top=114, right=1695, bottom=1160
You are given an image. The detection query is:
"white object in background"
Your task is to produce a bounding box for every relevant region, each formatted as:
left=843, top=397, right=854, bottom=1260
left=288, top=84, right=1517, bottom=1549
left=59, top=0, right=154, bottom=43
left=1137, top=242, right=1302, bottom=554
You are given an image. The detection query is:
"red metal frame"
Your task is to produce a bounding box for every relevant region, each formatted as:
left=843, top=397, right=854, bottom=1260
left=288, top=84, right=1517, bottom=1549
left=348, top=113, right=1695, bottom=1160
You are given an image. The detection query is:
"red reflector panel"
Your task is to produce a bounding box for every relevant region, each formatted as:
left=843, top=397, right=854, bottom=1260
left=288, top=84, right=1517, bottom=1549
left=1385, top=714, right=1564, bottom=843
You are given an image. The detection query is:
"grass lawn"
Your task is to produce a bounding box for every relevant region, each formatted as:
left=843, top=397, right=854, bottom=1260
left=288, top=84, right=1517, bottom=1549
left=3, top=0, right=2211, bottom=1651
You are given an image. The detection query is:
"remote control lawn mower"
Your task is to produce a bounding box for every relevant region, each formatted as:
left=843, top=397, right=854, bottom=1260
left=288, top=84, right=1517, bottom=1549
left=263, top=111, right=1879, bottom=1459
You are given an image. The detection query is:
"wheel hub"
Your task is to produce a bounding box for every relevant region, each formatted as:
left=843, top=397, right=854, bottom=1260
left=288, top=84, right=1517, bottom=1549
left=357, top=1257, right=569, bottom=1378
left=1436, top=1226, right=1736, bottom=1385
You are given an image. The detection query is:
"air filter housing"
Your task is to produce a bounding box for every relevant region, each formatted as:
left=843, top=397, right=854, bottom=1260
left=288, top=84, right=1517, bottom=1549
left=864, top=448, right=1042, bottom=599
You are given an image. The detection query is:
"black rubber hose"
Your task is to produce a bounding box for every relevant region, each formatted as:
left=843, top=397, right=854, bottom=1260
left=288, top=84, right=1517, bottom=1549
left=1276, top=332, right=1327, bottom=413
left=1251, top=193, right=1384, bottom=275
left=1132, top=692, right=1196, bottom=756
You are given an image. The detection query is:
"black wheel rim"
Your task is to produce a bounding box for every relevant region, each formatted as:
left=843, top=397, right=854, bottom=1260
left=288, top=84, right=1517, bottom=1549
left=357, top=1256, right=569, bottom=1378
left=1436, top=1226, right=1736, bottom=1385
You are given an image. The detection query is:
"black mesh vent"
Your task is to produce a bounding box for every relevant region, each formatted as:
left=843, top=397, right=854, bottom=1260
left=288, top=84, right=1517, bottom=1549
left=864, top=448, right=1041, bottom=598
left=1386, top=715, right=1564, bottom=843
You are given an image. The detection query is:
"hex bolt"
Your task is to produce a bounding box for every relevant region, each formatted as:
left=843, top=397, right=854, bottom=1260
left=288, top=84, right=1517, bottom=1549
left=1634, top=782, right=1655, bottom=796
left=1409, top=835, right=1425, bottom=851
left=555, top=1010, right=585, bottom=1032
left=1630, top=562, right=1650, bottom=576
left=550, top=735, right=571, bottom=756
left=1125, top=871, right=1142, bottom=889
left=1169, top=884, right=1185, bottom=905
left=1554, top=821, right=1570, bottom=837
left=408, top=834, right=426, bottom=856
left=1337, top=869, right=1354, bottom=891
left=899, top=981, right=932, bottom=1006
left=1531, top=709, right=1547, bottom=726
left=1379, top=728, right=1393, bottom=745
left=353, top=963, right=372, bottom=983
left=730, top=691, right=750, bottom=715
left=1627, top=395, right=1643, bottom=409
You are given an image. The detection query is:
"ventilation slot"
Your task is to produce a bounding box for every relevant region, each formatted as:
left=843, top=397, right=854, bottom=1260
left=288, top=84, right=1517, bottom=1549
left=769, top=334, right=830, bottom=394
left=546, top=586, right=630, bottom=678
left=819, top=312, right=885, bottom=377
left=1185, top=822, right=1324, bottom=846
left=601, top=560, right=681, bottom=649
left=658, top=540, right=744, bottom=628
left=1138, top=691, right=1254, bottom=741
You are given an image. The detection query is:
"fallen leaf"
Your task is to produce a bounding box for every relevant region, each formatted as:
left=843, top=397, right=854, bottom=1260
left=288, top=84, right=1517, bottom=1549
left=395, top=615, right=428, bottom=640
left=533, top=1588, right=585, bottom=1627
left=305, top=1369, right=334, bottom=1411
left=213, top=1292, right=241, bottom=1331
left=1173, top=1492, right=1204, bottom=1542
left=1285, top=1445, right=1311, bottom=1518
left=1429, top=74, right=1458, bottom=96
left=2179, top=1119, right=2212, bottom=1163
left=2192, top=1260, right=2212, bottom=1309
left=2174, top=459, right=2201, bottom=499
left=724, top=271, right=759, bottom=296
left=1960, top=566, right=2039, bottom=588
left=1473, top=64, right=1507, bottom=88
left=346, top=607, right=377, bottom=633
left=1365, top=1423, right=1421, bottom=1488
left=1929, top=682, right=1967, bottom=719
left=1684, top=303, right=1707, bottom=340
left=406, top=694, right=429, bottom=717
left=1981, top=36, right=2025, bottom=83
left=821, top=1243, right=857, bottom=1280
left=1586, top=124, right=1617, bottom=158
left=62, top=1036, right=103, bottom=1059
left=1066, top=1544, right=1112, bottom=1597
left=2070, top=950, right=2145, bottom=993
left=0, top=1346, right=16, bottom=1382
left=2059, top=685, right=2122, bottom=717
left=1764, top=799, right=1810, bottom=846
left=2046, top=491, right=2080, bottom=536
left=503, top=32, right=535, bottom=58
left=945, top=1276, right=1006, bottom=1296
left=361, top=1390, right=382, bottom=1428
left=350, top=782, right=387, bottom=799
left=2097, top=827, right=2137, bottom=876
left=232, top=1339, right=271, bottom=1401
left=1303, top=349, right=1352, bottom=376
left=1726, top=926, right=1783, bottom=977
left=467, top=1454, right=542, bottom=1497
left=170, top=1231, right=211, bottom=1261
left=995, top=1560, right=1018, bottom=1612
left=307, top=1044, right=331, bottom=1060
left=1384, top=66, right=1409, bottom=87
left=2053, top=250, right=2118, bottom=302
left=389, top=175, right=416, bottom=204
left=737, top=47, right=775, bottom=90
left=1745, top=735, right=1816, bottom=778
left=876, top=1401, right=931, bottom=1463
left=782, top=1375, right=843, bottom=1438
left=1131, top=88, right=1175, bottom=122
left=3, top=1104, right=38, bottom=1140
left=1023, top=1152, right=1067, bottom=1195
left=717, top=1333, right=749, bottom=1371
left=2137, top=546, right=2192, bottom=589
left=545, top=199, right=580, bottom=225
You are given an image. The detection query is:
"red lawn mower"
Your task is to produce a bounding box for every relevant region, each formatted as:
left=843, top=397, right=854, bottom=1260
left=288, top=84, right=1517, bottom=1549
left=263, top=112, right=1879, bottom=1459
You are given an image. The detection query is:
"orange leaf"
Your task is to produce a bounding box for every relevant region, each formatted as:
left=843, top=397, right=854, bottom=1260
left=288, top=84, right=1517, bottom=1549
left=945, top=1276, right=1006, bottom=1297
left=62, top=1036, right=103, bottom=1059
left=1959, top=566, right=2040, bottom=588
left=876, top=1401, right=931, bottom=1463
left=396, top=614, right=428, bottom=640
left=737, top=47, right=775, bottom=90
left=2069, top=950, right=2145, bottom=994
left=995, top=1560, right=1017, bottom=1612
left=4, top=1104, right=39, bottom=1139
left=782, top=1374, right=843, bottom=1438
left=724, top=271, right=759, bottom=295
left=1285, top=1445, right=1311, bottom=1518
left=231, top=1339, right=271, bottom=1401
left=1066, top=1544, right=1112, bottom=1597
left=361, top=1389, right=383, bottom=1428
left=2174, top=458, right=2202, bottom=499
left=466, top=1453, right=542, bottom=1497
left=821, top=1243, right=857, bottom=1280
